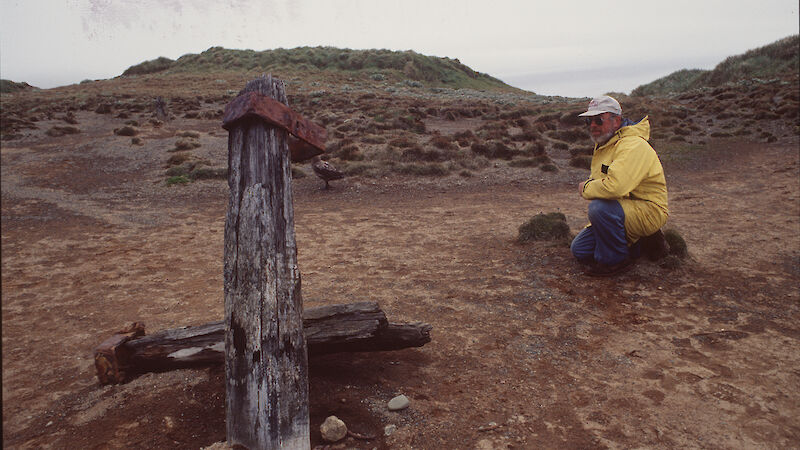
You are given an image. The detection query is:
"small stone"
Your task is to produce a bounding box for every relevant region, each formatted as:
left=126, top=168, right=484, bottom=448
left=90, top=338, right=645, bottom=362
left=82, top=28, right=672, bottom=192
left=320, top=415, right=347, bottom=443
left=387, top=394, right=410, bottom=411
left=384, top=424, right=397, bottom=436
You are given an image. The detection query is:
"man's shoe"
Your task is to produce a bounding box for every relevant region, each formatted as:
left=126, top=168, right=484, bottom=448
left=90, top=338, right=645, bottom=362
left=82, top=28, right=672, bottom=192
left=583, top=258, right=636, bottom=277
left=639, top=229, right=670, bottom=261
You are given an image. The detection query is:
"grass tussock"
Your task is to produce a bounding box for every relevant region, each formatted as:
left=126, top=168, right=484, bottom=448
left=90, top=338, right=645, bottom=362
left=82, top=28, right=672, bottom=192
left=664, top=228, right=688, bottom=258
left=46, top=126, right=80, bottom=137
left=569, top=155, right=592, bottom=169
left=518, top=212, right=571, bottom=243
left=166, top=175, right=190, bottom=186
left=173, top=139, right=201, bottom=151
left=114, top=126, right=138, bottom=136
left=470, top=141, right=517, bottom=160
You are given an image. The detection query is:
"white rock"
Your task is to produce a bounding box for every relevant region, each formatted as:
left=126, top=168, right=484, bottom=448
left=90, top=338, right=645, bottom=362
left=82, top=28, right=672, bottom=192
left=320, top=415, right=347, bottom=442
left=384, top=424, right=397, bottom=436
left=388, top=394, right=410, bottom=411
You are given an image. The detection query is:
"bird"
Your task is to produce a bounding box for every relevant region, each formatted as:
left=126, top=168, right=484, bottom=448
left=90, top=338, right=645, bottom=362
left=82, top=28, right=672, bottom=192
left=311, top=156, right=344, bottom=189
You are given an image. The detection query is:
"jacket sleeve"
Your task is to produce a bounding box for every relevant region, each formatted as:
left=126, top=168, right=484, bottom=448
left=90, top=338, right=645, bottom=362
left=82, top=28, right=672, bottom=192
left=582, top=138, right=654, bottom=199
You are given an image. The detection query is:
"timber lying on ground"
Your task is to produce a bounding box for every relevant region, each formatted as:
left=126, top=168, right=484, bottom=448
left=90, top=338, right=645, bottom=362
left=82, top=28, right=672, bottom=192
left=94, top=302, right=432, bottom=384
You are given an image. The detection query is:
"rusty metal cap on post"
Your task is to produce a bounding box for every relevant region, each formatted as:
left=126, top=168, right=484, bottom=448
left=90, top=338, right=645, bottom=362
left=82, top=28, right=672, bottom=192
left=222, top=89, right=327, bottom=163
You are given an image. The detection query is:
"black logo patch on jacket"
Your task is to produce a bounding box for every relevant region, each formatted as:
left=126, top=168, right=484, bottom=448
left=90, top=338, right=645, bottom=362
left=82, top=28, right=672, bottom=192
left=601, top=164, right=609, bottom=174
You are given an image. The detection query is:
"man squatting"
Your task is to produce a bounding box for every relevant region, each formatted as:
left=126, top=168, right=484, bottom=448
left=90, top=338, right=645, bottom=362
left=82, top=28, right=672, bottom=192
left=571, top=95, right=670, bottom=276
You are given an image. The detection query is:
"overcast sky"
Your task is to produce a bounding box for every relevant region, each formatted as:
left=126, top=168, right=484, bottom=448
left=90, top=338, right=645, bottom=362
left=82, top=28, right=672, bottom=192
left=1, top=0, right=797, bottom=97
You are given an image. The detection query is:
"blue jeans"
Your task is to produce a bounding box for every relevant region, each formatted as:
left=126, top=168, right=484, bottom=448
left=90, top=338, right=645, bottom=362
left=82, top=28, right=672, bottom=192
left=571, top=199, right=638, bottom=265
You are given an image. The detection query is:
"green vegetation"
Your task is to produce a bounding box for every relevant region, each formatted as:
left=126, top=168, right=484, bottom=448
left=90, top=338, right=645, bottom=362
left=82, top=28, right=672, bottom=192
left=517, top=212, right=571, bottom=243
left=46, top=126, right=80, bottom=136
left=172, top=139, right=201, bottom=151
left=166, top=175, right=190, bottom=185
left=114, top=126, right=138, bottom=136
left=0, top=79, right=35, bottom=94
left=122, top=46, right=514, bottom=91
left=122, top=56, right=176, bottom=76
left=539, top=163, right=558, bottom=172
left=664, top=228, right=688, bottom=258
left=631, top=69, right=706, bottom=97
left=569, top=155, right=592, bottom=169
left=632, top=35, right=799, bottom=96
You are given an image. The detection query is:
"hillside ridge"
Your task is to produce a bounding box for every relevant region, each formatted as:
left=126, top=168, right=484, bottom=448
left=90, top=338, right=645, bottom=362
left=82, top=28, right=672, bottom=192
left=121, top=46, right=516, bottom=92
left=632, top=34, right=799, bottom=96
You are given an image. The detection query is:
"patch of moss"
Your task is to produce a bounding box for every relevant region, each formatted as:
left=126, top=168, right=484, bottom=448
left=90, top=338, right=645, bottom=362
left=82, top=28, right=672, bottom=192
left=166, top=175, right=190, bottom=186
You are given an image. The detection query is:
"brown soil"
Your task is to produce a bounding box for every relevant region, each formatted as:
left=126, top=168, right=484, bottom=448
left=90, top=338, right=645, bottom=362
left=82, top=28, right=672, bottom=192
left=2, top=87, right=800, bottom=449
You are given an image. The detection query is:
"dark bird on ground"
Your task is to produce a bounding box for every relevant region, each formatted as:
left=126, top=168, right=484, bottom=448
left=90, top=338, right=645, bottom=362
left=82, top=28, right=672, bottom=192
left=312, top=156, right=344, bottom=189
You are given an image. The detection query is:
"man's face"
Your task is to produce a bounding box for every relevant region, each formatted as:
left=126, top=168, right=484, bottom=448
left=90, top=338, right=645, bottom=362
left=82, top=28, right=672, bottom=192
left=586, top=112, right=620, bottom=145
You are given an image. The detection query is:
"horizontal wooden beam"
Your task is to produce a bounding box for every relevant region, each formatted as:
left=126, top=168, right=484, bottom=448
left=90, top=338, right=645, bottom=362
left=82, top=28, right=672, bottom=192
left=93, top=302, right=432, bottom=384
left=222, top=90, right=326, bottom=162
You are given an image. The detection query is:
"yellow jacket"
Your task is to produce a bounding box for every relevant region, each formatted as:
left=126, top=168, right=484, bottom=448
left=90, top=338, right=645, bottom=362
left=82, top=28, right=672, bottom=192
left=582, top=116, right=668, bottom=242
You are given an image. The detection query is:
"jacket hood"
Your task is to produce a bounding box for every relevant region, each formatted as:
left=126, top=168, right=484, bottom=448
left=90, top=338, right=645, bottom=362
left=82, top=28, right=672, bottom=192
left=596, top=116, right=650, bottom=151
left=619, top=116, right=650, bottom=141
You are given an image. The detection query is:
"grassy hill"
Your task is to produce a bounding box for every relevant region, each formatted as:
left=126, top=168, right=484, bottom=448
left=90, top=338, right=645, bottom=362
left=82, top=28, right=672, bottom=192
left=632, top=35, right=799, bottom=96
left=122, top=46, right=516, bottom=92
left=0, top=79, right=36, bottom=94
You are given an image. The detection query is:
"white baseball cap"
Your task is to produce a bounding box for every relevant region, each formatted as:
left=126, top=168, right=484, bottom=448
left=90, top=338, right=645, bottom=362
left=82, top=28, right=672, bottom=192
left=578, top=96, right=622, bottom=117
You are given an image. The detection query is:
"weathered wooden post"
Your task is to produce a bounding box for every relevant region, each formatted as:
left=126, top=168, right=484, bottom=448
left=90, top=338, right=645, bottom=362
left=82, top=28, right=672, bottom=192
left=222, top=75, right=323, bottom=449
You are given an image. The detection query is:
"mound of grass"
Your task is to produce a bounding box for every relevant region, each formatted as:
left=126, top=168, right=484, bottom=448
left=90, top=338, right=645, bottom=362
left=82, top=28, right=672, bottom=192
left=470, top=141, right=517, bottom=160
left=337, top=144, right=365, bottom=161
left=569, top=147, right=592, bottom=157
left=122, top=56, right=176, bottom=76
left=569, top=155, right=592, bottom=169
left=632, top=69, right=707, bottom=97
left=1, top=79, right=35, bottom=93
left=453, top=130, right=476, bottom=146
left=517, top=212, right=570, bottom=243
left=166, top=175, right=190, bottom=186
left=121, top=46, right=517, bottom=91
left=46, top=126, right=80, bottom=136
left=696, top=35, right=799, bottom=88
left=521, top=142, right=546, bottom=156
left=190, top=166, right=227, bottom=180
left=291, top=167, right=307, bottom=178
left=114, top=126, right=138, bottom=136
left=166, top=152, right=192, bottom=167
left=632, top=35, right=799, bottom=96
left=401, top=145, right=447, bottom=162
left=178, top=130, right=201, bottom=138
left=429, top=135, right=457, bottom=150
left=547, top=129, right=589, bottom=143
left=173, top=139, right=201, bottom=151
left=664, top=228, right=688, bottom=258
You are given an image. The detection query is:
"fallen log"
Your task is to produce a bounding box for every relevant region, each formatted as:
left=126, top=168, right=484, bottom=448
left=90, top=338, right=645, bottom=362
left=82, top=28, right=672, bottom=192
left=94, top=302, right=432, bottom=384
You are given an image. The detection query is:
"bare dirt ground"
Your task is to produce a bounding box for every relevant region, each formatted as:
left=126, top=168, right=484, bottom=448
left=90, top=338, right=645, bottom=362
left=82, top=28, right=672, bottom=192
left=2, top=105, right=799, bottom=449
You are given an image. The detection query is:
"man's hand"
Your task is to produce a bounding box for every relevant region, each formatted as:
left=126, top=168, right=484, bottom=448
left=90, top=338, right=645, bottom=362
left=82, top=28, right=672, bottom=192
left=578, top=180, right=587, bottom=196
